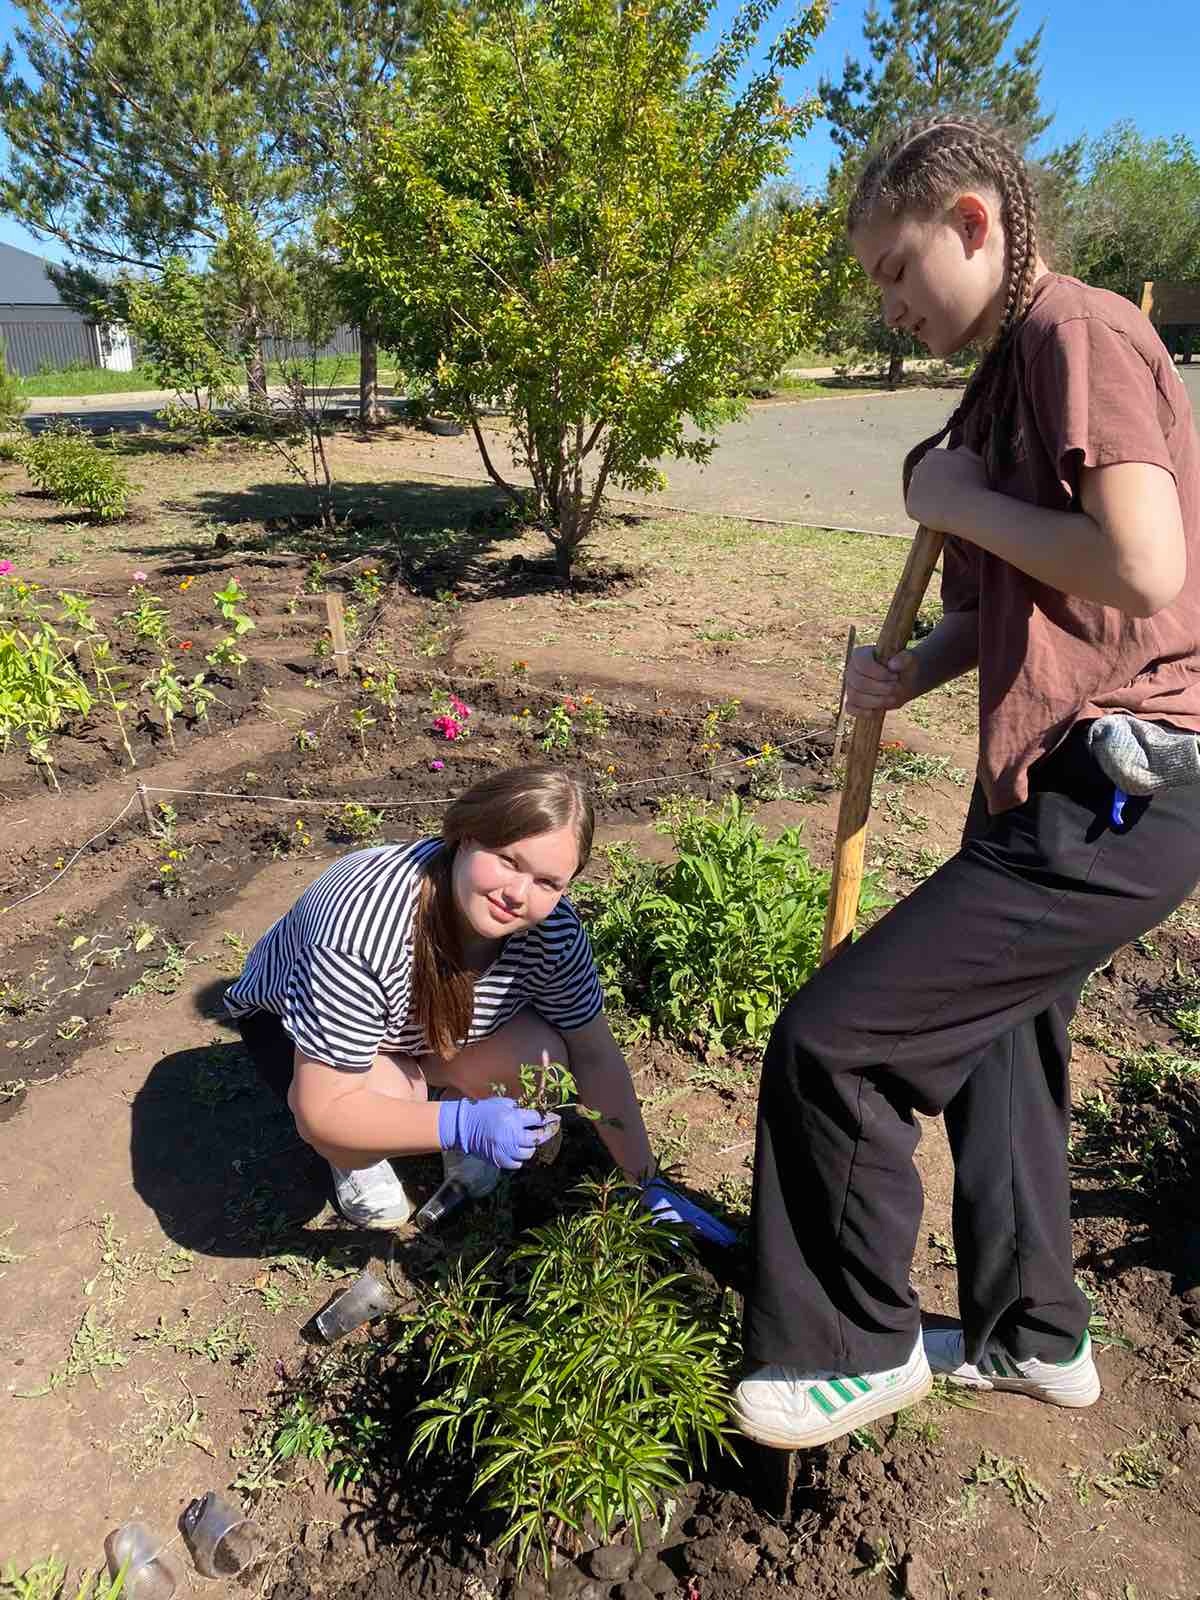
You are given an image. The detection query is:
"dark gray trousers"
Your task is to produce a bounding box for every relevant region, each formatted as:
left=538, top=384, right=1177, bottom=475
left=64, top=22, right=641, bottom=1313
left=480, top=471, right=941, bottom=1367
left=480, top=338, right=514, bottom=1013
left=744, top=724, right=1200, bottom=1373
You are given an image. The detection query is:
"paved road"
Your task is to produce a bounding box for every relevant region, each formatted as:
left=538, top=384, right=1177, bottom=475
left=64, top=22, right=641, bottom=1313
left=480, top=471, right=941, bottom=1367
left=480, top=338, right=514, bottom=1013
left=25, top=365, right=1200, bottom=536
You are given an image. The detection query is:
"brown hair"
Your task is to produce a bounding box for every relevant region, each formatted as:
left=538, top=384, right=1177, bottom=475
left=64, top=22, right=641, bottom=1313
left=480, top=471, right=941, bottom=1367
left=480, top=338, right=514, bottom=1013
left=848, top=114, right=1041, bottom=490
left=410, top=765, right=595, bottom=1060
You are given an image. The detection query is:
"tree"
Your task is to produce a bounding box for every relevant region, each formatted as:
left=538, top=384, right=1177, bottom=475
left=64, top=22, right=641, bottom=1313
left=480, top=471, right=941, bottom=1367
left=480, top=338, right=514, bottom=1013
left=0, top=337, right=28, bottom=431
left=276, top=0, right=421, bottom=426
left=1060, top=124, right=1200, bottom=307
left=338, top=0, right=839, bottom=582
left=0, top=0, right=418, bottom=420
left=817, top=0, right=1050, bottom=382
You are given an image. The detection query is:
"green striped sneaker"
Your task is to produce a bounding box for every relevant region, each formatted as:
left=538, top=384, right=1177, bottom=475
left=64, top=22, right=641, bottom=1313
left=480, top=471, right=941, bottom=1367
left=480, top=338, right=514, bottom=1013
left=924, top=1326, right=1100, bottom=1408
left=731, top=1336, right=932, bottom=1450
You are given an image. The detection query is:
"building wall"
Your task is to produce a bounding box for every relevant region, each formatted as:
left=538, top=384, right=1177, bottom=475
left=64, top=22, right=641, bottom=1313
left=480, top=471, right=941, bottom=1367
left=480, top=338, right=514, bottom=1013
left=0, top=313, right=99, bottom=375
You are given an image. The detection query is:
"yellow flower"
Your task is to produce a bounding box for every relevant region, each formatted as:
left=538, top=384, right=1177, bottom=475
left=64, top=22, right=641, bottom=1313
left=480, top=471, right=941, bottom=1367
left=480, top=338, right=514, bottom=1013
left=178, top=576, right=194, bottom=592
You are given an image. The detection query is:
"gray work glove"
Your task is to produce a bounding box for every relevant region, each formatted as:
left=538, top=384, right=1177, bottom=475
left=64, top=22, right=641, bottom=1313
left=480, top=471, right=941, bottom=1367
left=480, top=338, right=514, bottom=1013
left=1088, top=715, right=1200, bottom=796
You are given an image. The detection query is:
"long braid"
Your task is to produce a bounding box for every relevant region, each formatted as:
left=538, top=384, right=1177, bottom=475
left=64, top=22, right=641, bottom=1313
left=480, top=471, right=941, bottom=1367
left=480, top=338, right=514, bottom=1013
left=849, top=115, right=1041, bottom=493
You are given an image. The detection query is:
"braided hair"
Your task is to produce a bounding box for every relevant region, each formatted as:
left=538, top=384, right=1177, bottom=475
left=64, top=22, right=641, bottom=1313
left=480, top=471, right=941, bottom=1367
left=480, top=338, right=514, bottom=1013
left=848, top=115, right=1041, bottom=494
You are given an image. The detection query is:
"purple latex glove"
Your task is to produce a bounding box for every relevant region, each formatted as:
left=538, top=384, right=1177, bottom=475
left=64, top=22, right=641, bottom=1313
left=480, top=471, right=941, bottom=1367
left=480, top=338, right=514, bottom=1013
left=437, top=1096, right=554, bottom=1170
left=640, top=1178, right=738, bottom=1246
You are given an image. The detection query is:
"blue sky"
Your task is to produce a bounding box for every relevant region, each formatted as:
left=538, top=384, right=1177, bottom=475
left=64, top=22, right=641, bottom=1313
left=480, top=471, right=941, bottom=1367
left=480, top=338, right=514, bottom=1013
left=0, top=0, right=1197, bottom=264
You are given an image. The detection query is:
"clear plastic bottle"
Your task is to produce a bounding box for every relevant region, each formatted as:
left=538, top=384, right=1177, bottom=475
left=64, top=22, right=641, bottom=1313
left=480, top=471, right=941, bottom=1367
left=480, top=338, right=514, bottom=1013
left=103, top=1523, right=178, bottom=1600
left=415, top=1146, right=502, bottom=1230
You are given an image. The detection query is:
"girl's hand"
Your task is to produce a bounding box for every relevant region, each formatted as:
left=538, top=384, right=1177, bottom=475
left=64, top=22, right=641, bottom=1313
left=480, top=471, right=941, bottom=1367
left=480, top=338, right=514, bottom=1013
left=906, top=446, right=989, bottom=533
left=844, top=642, right=922, bottom=714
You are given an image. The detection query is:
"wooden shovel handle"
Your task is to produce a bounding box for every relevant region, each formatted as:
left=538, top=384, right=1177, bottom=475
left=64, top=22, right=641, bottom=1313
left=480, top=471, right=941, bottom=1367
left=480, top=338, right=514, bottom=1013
left=820, top=524, right=945, bottom=964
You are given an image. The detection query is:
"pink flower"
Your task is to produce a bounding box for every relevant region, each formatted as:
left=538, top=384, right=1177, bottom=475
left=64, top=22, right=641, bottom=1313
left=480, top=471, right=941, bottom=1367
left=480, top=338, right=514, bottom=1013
left=432, top=714, right=462, bottom=740
left=132, top=569, right=148, bottom=582
left=0, top=560, right=13, bottom=576
left=449, top=695, right=472, bottom=720
left=429, top=759, right=445, bottom=771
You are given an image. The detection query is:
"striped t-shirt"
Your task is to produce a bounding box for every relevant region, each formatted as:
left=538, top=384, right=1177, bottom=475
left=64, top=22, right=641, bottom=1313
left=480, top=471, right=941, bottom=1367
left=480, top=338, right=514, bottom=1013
left=224, top=838, right=605, bottom=1071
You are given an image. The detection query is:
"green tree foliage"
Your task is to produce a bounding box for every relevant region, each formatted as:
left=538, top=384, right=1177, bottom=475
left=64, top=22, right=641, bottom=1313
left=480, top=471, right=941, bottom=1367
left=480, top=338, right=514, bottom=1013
left=1061, top=123, right=1200, bottom=306
left=119, top=256, right=240, bottom=411
left=820, top=0, right=1049, bottom=158
left=817, top=0, right=1049, bottom=381
left=0, top=0, right=416, bottom=418
left=338, top=0, right=838, bottom=579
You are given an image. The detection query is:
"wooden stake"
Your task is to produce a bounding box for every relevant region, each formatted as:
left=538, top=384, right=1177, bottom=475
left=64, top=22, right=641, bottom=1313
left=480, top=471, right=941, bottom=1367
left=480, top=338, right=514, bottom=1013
left=820, top=524, right=944, bottom=964
left=136, top=782, right=155, bottom=833
left=325, top=590, right=350, bottom=678
left=831, top=623, right=857, bottom=768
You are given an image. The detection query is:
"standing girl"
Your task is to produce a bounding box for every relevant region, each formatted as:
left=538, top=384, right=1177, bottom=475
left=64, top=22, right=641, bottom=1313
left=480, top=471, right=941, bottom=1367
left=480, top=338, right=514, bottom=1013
left=227, top=764, right=731, bottom=1241
left=734, top=115, right=1200, bottom=1449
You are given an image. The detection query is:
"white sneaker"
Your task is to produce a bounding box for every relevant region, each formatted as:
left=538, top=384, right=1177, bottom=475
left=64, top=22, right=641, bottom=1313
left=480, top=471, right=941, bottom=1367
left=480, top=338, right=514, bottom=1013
left=924, top=1325, right=1100, bottom=1407
left=732, top=1335, right=932, bottom=1450
left=329, top=1158, right=414, bottom=1227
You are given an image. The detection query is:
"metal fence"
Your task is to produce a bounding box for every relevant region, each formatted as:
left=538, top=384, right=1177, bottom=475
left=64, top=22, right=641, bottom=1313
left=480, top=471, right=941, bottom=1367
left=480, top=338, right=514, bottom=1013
left=261, top=325, right=361, bottom=363
left=0, top=319, right=100, bottom=376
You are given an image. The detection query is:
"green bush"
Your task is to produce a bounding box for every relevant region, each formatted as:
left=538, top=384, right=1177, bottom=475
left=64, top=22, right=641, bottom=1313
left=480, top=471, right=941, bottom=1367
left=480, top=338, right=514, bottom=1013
left=575, top=795, right=887, bottom=1052
left=409, top=1181, right=735, bottom=1572
left=19, top=421, right=133, bottom=519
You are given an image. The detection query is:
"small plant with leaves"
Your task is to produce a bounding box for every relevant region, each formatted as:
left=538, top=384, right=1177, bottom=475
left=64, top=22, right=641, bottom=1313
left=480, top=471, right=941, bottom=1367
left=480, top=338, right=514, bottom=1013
left=540, top=698, right=575, bottom=752
left=577, top=694, right=608, bottom=737
left=270, top=817, right=314, bottom=859
left=352, top=565, right=385, bottom=602
left=304, top=553, right=333, bottom=593
left=334, top=802, right=385, bottom=844
left=350, top=706, right=376, bottom=758
left=119, top=587, right=170, bottom=648
left=296, top=727, right=319, bottom=752
left=212, top=578, right=255, bottom=637
left=141, top=663, right=184, bottom=752
left=184, top=672, right=216, bottom=722
left=743, top=741, right=784, bottom=800
left=409, top=1179, right=736, bottom=1573
left=205, top=635, right=248, bottom=677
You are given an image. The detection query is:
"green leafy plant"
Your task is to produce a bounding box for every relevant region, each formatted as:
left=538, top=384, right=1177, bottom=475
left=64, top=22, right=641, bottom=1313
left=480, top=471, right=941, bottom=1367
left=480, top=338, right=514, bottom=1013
left=141, top=663, right=183, bottom=752
left=205, top=635, right=248, bottom=677
left=540, top=700, right=574, bottom=752
left=350, top=706, right=376, bottom=757
left=334, top=802, right=384, bottom=843
left=19, top=421, right=133, bottom=520
left=118, top=588, right=170, bottom=647
left=1, top=1555, right=128, bottom=1600
left=575, top=796, right=887, bottom=1051
left=212, top=579, right=255, bottom=637
left=409, top=1180, right=736, bottom=1572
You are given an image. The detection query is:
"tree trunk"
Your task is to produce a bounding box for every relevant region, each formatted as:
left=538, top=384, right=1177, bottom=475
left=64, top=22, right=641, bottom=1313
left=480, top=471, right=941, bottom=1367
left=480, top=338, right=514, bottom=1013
left=887, top=348, right=904, bottom=388
left=245, top=323, right=268, bottom=408
left=553, top=537, right=573, bottom=583
left=359, top=326, right=381, bottom=427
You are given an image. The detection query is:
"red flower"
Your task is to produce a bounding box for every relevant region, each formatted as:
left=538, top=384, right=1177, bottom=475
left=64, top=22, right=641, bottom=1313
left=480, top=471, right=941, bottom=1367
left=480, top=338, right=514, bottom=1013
left=178, top=640, right=194, bottom=650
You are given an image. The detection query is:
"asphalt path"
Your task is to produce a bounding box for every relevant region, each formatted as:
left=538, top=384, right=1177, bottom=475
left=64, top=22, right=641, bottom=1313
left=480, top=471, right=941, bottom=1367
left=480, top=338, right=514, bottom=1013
left=25, top=365, right=1200, bottom=537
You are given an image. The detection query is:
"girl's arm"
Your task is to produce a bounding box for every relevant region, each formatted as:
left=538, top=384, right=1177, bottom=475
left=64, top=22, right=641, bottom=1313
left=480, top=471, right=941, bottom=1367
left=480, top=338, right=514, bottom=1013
left=562, top=1012, right=656, bottom=1181
left=288, top=1049, right=443, bottom=1166
left=846, top=609, right=979, bottom=715
left=907, top=450, right=1186, bottom=618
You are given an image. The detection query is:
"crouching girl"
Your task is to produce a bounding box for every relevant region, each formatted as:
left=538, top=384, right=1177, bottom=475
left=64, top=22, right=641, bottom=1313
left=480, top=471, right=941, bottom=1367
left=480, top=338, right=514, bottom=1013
left=226, top=764, right=731, bottom=1241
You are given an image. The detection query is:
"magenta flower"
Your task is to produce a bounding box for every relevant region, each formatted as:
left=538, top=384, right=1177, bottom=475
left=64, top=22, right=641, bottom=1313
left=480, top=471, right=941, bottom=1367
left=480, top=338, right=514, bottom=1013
left=432, top=715, right=462, bottom=740
left=429, top=758, right=445, bottom=771
left=0, top=560, right=13, bottom=577
left=449, top=695, right=472, bottom=720
left=132, top=569, right=148, bottom=583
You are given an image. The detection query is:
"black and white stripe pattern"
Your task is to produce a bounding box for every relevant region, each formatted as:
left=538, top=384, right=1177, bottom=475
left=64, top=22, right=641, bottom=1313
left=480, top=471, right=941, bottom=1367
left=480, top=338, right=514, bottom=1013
left=225, top=838, right=604, bottom=1071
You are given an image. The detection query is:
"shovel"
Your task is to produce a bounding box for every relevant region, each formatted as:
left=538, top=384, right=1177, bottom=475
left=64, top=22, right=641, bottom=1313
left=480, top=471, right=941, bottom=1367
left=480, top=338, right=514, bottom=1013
left=821, top=524, right=945, bottom=961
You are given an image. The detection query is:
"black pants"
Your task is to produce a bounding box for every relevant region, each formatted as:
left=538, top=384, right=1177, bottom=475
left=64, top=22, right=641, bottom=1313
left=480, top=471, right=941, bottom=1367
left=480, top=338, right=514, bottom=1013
left=236, top=1009, right=295, bottom=1106
left=745, top=724, right=1200, bottom=1373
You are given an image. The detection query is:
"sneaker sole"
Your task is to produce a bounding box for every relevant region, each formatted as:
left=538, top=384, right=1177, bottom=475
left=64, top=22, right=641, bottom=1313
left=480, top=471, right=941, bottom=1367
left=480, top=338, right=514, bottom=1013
left=940, top=1367, right=1101, bottom=1408
left=732, top=1368, right=934, bottom=1451
left=334, top=1200, right=414, bottom=1229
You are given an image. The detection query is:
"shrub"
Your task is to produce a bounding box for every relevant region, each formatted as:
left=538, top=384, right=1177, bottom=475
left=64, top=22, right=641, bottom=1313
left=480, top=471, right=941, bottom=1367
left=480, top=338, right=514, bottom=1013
left=409, top=1180, right=735, bottom=1572
left=19, top=421, right=133, bottom=519
left=575, top=795, right=888, bottom=1052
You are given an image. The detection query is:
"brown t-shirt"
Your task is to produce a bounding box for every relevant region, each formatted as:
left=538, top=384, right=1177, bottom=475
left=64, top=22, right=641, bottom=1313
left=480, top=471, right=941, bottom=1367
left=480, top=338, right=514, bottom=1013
left=943, top=272, right=1200, bottom=813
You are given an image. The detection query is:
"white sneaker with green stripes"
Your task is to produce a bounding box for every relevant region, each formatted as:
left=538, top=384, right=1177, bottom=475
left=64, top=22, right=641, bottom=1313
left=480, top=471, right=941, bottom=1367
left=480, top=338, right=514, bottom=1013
left=923, top=1326, right=1100, bottom=1407
left=732, top=1335, right=932, bottom=1450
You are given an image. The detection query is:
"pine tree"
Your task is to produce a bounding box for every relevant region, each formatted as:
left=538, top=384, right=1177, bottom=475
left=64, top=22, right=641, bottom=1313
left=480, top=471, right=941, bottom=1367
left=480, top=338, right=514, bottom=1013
left=818, top=0, right=1051, bottom=381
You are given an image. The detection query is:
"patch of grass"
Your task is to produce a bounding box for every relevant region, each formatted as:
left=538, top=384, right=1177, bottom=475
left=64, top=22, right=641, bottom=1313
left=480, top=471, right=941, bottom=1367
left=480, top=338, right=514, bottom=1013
left=964, top=1449, right=1048, bottom=1514
left=125, top=940, right=204, bottom=997
left=116, top=1378, right=215, bottom=1474
left=0, top=1221, right=25, bottom=1267
left=875, top=747, right=968, bottom=786
left=16, top=1307, right=128, bottom=1396
left=136, top=1310, right=256, bottom=1366
left=1, top=1558, right=129, bottom=1599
